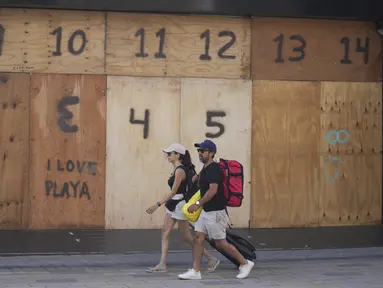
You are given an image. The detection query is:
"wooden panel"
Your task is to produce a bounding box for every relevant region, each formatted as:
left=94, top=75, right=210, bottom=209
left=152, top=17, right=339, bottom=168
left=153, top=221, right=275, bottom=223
left=251, top=80, right=321, bottom=228
left=28, top=74, right=106, bottom=229
left=106, top=13, right=251, bottom=79
left=180, top=78, right=252, bottom=228
left=0, top=8, right=105, bottom=74
left=105, top=76, right=181, bottom=229
left=252, top=18, right=381, bottom=81
left=0, top=74, right=30, bottom=229
left=319, top=82, right=382, bottom=226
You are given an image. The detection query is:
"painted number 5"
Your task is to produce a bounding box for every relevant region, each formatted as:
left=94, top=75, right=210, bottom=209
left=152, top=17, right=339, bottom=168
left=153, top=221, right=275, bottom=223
left=206, top=110, right=226, bottom=138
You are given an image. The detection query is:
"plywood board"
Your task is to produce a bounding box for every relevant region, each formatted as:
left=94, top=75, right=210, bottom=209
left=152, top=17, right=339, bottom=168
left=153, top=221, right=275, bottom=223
left=106, top=13, right=251, bottom=79
left=0, top=8, right=105, bottom=74
left=252, top=18, right=381, bottom=81
left=251, top=80, right=321, bottom=228
left=180, top=78, right=252, bottom=228
left=319, top=82, right=382, bottom=226
left=0, top=73, right=30, bottom=229
left=106, top=76, right=181, bottom=229
left=28, top=74, right=106, bottom=229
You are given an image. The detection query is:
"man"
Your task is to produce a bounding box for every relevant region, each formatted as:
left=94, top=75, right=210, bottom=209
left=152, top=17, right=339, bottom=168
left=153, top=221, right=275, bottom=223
left=178, top=140, right=254, bottom=280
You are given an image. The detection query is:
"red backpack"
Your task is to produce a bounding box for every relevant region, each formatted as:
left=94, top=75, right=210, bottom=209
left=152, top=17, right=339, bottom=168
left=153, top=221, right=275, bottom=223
left=218, top=159, right=244, bottom=207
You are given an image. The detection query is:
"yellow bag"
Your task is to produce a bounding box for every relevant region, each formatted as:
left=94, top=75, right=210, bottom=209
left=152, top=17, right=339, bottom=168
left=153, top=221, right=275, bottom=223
left=182, top=190, right=203, bottom=223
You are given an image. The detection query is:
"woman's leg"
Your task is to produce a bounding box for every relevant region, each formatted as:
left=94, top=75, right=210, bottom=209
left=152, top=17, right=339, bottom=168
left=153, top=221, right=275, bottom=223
left=148, top=213, right=176, bottom=272
left=177, top=220, right=220, bottom=272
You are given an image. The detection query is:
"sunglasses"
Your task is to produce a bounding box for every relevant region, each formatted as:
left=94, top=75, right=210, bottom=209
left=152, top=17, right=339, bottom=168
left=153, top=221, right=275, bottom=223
left=197, top=148, right=209, bottom=153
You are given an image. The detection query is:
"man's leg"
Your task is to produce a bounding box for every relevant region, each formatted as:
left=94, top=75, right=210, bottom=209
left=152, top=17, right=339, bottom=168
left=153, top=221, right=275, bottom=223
left=178, top=214, right=207, bottom=280
left=177, top=220, right=220, bottom=272
left=209, top=211, right=254, bottom=279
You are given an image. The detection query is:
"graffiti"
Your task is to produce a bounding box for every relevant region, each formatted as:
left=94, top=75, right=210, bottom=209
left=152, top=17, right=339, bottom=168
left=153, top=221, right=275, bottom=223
left=324, top=129, right=350, bottom=144
left=324, top=130, right=349, bottom=183
left=57, top=96, right=80, bottom=133
left=45, top=158, right=96, bottom=199
left=47, top=159, right=97, bottom=175
left=45, top=180, right=91, bottom=200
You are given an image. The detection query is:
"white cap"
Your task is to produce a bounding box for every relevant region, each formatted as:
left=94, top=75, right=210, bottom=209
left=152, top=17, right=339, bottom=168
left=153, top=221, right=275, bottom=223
left=161, top=143, right=186, bottom=155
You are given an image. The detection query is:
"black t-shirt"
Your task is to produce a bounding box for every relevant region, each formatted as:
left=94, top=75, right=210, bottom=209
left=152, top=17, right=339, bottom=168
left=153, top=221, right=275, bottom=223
left=199, top=162, right=226, bottom=212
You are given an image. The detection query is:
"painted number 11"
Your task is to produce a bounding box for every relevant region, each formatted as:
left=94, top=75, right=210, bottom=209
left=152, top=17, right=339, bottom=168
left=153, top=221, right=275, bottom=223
left=135, top=28, right=166, bottom=59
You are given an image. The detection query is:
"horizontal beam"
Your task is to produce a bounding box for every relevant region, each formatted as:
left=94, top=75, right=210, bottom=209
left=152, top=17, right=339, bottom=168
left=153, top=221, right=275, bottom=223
left=0, top=0, right=382, bottom=21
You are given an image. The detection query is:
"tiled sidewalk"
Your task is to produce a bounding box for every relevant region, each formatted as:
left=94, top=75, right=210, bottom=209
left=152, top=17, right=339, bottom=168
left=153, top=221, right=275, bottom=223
left=0, top=247, right=382, bottom=287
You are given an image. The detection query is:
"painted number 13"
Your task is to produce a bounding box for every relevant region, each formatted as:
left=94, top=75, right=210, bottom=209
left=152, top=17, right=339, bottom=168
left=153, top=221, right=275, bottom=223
left=273, top=33, right=306, bottom=63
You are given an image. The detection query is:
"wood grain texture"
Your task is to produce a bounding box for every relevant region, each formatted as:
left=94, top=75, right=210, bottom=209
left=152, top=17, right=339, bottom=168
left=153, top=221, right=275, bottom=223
left=180, top=78, right=252, bottom=228
left=252, top=17, right=381, bottom=81
left=251, top=80, right=321, bottom=228
left=28, top=74, right=106, bottom=229
left=105, top=76, right=181, bottom=229
left=0, top=8, right=105, bottom=74
left=0, top=73, right=30, bottom=229
left=319, top=82, right=382, bottom=226
left=106, top=13, right=251, bottom=79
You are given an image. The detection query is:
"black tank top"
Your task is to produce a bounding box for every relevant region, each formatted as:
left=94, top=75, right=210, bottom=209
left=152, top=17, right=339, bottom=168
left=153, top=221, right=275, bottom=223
left=167, top=165, right=188, bottom=197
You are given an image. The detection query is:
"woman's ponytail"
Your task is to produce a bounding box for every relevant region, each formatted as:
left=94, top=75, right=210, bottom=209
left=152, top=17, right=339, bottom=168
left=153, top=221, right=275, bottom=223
left=181, top=150, right=195, bottom=172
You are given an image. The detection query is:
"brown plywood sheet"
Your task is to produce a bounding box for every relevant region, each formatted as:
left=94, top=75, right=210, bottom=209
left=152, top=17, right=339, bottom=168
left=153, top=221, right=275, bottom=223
left=105, top=76, right=181, bottom=229
left=0, top=73, right=30, bottom=229
left=252, top=18, right=381, bottom=82
left=28, top=74, right=106, bottom=229
left=180, top=78, right=252, bottom=228
left=319, top=82, right=382, bottom=226
left=251, top=80, right=321, bottom=228
left=106, top=13, right=251, bottom=79
left=0, top=8, right=105, bottom=74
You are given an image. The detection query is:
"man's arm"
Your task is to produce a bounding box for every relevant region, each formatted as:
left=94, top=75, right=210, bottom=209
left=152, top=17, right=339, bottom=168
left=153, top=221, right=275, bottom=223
left=198, top=183, right=218, bottom=206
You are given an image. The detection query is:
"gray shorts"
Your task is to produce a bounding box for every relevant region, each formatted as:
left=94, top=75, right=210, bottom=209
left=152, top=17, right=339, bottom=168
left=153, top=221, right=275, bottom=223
left=194, top=209, right=229, bottom=240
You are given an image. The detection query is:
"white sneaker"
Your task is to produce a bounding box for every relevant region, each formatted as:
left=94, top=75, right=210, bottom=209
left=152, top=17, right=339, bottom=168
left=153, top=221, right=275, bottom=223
left=236, top=260, right=254, bottom=279
left=178, top=268, right=202, bottom=280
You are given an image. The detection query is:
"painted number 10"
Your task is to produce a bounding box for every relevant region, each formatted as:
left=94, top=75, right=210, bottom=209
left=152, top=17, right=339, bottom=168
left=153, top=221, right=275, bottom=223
left=51, top=27, right=87, bottom=56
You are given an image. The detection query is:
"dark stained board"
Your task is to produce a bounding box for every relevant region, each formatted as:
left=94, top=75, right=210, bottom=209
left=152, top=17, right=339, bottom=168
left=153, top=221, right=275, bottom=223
left=251, top=18, right=381, bottom=82
left=0, top=73, right=30, bottom=229
left=28, top=74, right=106, bottom=229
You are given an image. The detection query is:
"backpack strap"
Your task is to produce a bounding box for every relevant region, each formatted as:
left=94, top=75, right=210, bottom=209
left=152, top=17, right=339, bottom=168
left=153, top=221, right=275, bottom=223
left=224, top=206, right=234, bottom=228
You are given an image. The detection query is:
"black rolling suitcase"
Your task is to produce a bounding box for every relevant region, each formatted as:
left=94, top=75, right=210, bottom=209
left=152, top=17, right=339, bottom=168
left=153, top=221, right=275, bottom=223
left=189, top=223, right=256, bottom=268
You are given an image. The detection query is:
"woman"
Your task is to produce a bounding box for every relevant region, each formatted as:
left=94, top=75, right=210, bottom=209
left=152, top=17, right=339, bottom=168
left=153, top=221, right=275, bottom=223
left=146, top=143, right=220, bottom=273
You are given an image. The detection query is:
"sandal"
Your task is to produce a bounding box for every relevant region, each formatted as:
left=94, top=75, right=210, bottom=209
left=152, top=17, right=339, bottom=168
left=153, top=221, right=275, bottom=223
left=146, top=265, right=167, bottom=273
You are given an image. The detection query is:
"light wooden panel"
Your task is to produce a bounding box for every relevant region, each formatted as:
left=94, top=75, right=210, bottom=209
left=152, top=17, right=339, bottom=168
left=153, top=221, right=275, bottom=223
left=0, top=73, right=30, bottom=229
left=180, top=78, right=252, bottom=228
left=251, top=80, right=321, bottom=228
left=0, top=8, right=104, bottom=74
left=252, top=17, right=381, bottom=81
left=28, top=74, right=106, bottom=229
left=319, top=82, right=382, bottom=226
left=106, top=13, right=251, bottom=79
left=106, top=76, right=181, bottom=229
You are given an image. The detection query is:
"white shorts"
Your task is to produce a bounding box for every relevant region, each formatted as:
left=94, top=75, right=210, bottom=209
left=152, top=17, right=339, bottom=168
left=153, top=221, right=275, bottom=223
left=166, top=200, right=187, bottom=221
left=194, top=209, right=229, bottom=240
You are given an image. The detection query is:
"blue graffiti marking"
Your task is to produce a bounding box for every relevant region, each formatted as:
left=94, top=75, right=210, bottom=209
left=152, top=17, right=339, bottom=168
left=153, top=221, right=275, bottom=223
left=325, top=130, right=350, bottom=145
left=324, top=130, right=349, bottom=183
left=324, top=154, right=344, bottom=166
left=325, top=168, right=338, bottom=183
